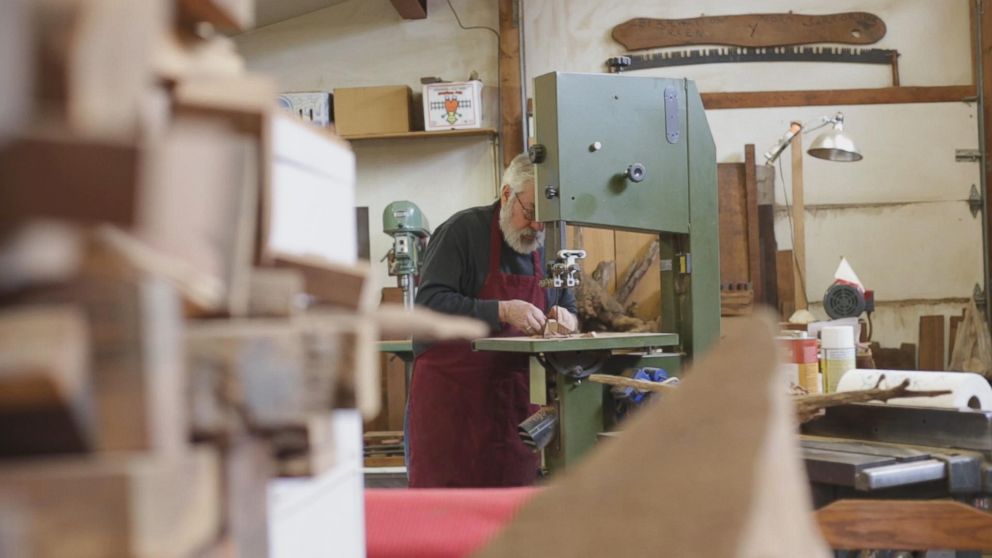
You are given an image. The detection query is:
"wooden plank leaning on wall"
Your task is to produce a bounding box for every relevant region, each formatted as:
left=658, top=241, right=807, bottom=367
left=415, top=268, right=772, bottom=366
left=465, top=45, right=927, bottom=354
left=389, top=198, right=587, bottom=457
left=498, top=0, right=523, bottom=168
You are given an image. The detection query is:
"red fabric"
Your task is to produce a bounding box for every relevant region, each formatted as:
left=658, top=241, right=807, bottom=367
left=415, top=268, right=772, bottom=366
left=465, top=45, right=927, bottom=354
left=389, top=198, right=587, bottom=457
left=365, top=487, right=539, bottom=558
left=407, top=207, right=544, bottom=488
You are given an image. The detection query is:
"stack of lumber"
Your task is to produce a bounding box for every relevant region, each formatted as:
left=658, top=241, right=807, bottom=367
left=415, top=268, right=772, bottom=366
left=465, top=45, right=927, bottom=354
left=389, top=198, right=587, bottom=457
left=0, top=1, right=432, bottom=555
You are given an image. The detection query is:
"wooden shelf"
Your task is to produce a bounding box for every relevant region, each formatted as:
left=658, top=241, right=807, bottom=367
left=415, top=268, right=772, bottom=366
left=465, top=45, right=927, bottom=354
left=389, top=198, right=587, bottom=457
left=340, top=128, right=497, bottom=141
left=253, top=0, right=349, bottom=29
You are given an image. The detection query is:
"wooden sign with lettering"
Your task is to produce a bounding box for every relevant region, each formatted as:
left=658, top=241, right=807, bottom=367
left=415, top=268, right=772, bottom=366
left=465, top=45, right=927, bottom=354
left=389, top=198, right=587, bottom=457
left=613, top=12, right=886, bottom=51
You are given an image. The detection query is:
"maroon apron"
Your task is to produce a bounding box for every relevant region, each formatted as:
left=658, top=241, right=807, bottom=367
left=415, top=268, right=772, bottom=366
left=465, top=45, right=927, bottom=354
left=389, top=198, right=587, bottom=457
left=407, top=207, right=544, bottom=488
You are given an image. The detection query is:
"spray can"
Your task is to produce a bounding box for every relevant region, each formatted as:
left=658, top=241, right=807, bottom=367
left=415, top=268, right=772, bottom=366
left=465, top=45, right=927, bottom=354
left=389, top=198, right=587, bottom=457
left=821, top=325, right=856, bottom=393
left=777, top=334, right=821, bottom=393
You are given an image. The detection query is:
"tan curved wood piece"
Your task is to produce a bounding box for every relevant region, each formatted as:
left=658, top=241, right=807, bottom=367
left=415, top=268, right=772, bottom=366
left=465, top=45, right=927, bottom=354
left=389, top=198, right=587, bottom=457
left=613, top=13, right=886, bottom=51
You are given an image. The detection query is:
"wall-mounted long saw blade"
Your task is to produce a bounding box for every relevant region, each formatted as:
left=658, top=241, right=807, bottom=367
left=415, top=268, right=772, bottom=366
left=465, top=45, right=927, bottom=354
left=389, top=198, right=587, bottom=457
left=608, top=46, right=899, bottom=73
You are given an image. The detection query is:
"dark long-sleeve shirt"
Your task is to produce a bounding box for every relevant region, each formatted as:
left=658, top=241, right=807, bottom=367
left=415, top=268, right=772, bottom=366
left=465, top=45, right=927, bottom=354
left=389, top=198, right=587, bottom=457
left=413, top=201, right=576, bottom=356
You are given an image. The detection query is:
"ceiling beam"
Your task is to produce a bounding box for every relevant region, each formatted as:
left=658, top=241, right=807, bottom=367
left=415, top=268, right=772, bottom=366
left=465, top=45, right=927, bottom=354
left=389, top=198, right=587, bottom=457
left=390, top=0, right=427, bottom=19
left=701, top=85, right=975, bottom=110
left=177, top=0, right=253, bottom=32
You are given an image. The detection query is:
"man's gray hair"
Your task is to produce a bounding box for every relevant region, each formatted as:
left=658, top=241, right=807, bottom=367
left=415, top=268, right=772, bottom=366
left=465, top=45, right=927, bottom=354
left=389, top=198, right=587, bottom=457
left=502, top=153, right=534, bottom=195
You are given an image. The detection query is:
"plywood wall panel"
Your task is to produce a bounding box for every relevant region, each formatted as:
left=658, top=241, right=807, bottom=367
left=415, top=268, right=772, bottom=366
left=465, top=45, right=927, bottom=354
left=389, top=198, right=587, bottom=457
left=352, top=138, right=496, bottom=286
left=614, top=231, right=661, bottom=320
left=236, top=0, right=497, bottom=93
left=775, top=202, right=981, bottom=302
left=570, top=226, right=617, bottom=292
left=707, top=103, right=979, bottom=206
left=812, top=300, right=968, bottom=359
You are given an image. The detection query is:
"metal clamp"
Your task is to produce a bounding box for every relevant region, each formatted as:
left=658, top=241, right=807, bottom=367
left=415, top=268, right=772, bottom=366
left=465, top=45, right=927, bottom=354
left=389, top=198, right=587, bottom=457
left=854, top=459, right=946, bottom=491
left=540, top=249, right=587, bottom=288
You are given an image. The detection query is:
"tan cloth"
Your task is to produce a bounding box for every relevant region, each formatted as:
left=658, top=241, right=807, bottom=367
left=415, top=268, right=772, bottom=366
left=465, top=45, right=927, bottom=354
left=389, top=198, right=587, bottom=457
left=475, top=312, right=831, bottom=558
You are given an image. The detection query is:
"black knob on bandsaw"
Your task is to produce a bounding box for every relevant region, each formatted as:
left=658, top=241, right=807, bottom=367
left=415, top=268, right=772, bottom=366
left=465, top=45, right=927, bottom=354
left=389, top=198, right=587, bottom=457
left=607, top=56, right=631, bottom=73
left=625, top=163, right=646, bottom=183
left=528, top=144, right=547, bottom=164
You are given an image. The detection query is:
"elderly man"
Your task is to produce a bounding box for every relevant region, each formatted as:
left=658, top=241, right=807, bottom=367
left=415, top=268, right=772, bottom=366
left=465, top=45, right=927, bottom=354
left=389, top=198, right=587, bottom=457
left=407, top=153, right=578, bottom=488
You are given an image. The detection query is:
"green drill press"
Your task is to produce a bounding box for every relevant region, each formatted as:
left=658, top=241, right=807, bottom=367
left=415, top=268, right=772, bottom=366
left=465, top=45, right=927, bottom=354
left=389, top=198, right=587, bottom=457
left=382, top=201, right=430, bottom=308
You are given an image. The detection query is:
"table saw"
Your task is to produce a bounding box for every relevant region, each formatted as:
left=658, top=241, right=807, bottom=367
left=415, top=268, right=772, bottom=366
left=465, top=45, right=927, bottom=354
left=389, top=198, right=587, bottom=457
left=801, top=403, right=992, bottom=507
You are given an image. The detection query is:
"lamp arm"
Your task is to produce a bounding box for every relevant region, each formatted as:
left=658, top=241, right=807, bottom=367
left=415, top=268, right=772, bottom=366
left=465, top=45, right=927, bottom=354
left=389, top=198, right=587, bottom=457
left=799, top=114, right=838, bottom=134
left=763, top=112, right=845, bottom=165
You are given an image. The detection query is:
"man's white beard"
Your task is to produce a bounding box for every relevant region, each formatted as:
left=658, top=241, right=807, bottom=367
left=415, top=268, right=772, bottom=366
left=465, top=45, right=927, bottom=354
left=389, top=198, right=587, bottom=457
left=499, top=199, right=544, bottom=255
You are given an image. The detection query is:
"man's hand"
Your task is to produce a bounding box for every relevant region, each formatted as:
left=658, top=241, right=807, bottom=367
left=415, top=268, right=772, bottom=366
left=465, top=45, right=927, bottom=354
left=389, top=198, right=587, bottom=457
left=547, top=306, right=578, bottom=333
left=499, top=299, right=546, bottom=335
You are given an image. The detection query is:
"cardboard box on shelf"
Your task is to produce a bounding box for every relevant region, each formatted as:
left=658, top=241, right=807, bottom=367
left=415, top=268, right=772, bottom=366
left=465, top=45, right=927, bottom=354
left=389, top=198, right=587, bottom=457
left=333, top=85, right=412, bottom=136
left=423, top=80, right=485, bottom=131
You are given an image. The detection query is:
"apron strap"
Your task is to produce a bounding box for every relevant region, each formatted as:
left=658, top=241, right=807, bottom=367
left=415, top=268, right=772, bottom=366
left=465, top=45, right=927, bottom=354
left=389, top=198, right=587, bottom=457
left=488, top=205, right=503, bottom=271
left=531, top=247, right=543, bottom=279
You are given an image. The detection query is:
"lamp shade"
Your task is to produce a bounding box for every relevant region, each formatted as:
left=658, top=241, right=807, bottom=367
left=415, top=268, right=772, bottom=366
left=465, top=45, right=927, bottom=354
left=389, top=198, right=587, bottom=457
left=807, top=129, right=862, bottom=162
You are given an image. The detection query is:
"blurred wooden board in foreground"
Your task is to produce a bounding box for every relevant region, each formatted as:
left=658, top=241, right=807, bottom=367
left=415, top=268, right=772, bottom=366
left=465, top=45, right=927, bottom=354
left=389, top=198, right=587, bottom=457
left=0, top=447, right=220, bottom=558
left=15, top=276, right=187, bottom=454
left=0, top=306, right=92, bottom=456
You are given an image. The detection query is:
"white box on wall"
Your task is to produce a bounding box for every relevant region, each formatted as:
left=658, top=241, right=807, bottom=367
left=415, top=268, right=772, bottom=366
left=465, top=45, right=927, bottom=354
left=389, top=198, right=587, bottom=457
left=422, top=81, right=484, bottom=131
left=278, top=92, right=332, bottom=127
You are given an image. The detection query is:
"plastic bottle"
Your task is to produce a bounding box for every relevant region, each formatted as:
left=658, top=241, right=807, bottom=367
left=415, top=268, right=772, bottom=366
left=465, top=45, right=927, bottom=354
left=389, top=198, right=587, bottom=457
left=820, top=325, right=856, bottom=393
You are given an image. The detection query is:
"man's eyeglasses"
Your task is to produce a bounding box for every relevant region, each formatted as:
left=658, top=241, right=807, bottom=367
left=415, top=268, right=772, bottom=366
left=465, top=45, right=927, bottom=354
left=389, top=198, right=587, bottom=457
left=513, top=193, right=536, bottom=221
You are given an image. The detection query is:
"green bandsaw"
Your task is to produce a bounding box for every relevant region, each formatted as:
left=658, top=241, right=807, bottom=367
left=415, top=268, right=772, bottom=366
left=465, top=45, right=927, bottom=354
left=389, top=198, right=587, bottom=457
left=474, top=71, right=720, bottom=474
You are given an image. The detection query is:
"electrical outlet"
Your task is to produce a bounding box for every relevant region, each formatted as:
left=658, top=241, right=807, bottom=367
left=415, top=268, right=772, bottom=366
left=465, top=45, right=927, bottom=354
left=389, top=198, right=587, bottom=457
left=277, top=92, right=332, bottom=126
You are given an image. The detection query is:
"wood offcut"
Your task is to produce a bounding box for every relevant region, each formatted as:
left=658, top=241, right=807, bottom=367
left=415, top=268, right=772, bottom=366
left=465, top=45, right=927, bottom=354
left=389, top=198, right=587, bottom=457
left=587, top=374, right=678, bottom=393
left=794, top=378, right=950, bottom=423
left=588, top=373, right=949, bottom=425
